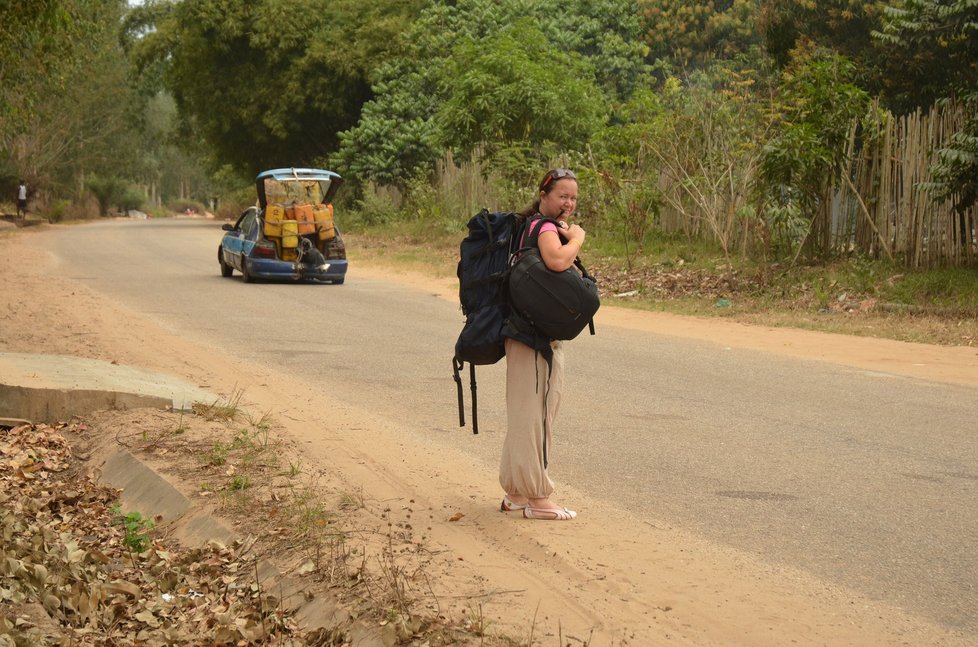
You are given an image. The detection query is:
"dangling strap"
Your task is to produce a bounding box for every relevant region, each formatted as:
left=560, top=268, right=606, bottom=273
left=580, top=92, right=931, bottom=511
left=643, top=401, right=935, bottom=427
left=469, top=363, right=479, bottom=435
left=541, top=348, right=554, bottom=469
left=452, top=358, right=465, bottom=428
left=452, top=357, right=479, bottom=435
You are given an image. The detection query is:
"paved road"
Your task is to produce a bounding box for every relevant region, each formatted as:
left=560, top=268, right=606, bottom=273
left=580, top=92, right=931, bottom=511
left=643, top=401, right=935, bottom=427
left=43, top=219, right=978, bottom=633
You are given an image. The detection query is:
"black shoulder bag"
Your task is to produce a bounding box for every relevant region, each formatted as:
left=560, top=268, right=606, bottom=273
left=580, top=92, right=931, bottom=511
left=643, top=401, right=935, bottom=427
left=507, top=217, right=599, bottom=341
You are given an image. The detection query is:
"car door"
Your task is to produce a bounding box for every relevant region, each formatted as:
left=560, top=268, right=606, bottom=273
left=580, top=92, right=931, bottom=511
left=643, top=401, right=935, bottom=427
left=223, top=208, right=259, bottom=270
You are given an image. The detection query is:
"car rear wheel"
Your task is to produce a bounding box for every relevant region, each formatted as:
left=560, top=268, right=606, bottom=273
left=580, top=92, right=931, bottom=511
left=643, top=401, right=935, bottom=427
left=219, top=247, right=233, bottom=277
left=332, top=278, right=345, bottom=285
left=241, top=258, right=254, bottom=283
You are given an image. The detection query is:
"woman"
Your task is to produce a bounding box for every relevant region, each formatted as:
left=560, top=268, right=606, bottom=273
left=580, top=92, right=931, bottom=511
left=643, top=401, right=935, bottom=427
left=499, top=168, right=586, bottom=521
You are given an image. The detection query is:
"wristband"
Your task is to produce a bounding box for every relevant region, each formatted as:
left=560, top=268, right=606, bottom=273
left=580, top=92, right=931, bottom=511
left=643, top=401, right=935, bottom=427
left=566, top=239, right=581, bottom=249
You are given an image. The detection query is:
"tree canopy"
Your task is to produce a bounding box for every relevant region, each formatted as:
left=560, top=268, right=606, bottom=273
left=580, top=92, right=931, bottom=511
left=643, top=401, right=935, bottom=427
left=639, top=0, right=760, bottom=67
left=876, top=0, right=978, bottom=211
left=1, top=0, right=137, bottom=194
left=126, top=0, right=426, bottom=176
left=332, top=0, right=648, bottom=186
left=3, top=0, right=976, bottom=247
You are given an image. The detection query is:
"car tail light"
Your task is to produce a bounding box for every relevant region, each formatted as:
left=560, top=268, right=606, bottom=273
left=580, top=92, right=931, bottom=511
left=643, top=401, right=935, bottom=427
left=253, top=241, right=278, bottom=258
left=325, top=239, right=345, bottom=260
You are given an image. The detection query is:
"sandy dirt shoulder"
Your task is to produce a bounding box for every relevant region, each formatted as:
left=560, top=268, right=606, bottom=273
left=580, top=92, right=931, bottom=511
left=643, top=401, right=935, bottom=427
left=2, top=227, right=976, bottom=646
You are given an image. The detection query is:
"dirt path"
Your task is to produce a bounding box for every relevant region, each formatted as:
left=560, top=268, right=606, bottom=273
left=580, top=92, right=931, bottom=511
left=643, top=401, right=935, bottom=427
left=2, top=227, right=976, bottom=646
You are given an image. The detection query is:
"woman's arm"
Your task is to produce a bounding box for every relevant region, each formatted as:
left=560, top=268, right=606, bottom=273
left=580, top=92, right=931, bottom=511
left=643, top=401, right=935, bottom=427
left=538, top=226, right=585, bottom=272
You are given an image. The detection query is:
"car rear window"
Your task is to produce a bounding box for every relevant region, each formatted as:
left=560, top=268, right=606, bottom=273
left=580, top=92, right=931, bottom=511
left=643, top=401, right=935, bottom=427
left=264, top=179, right=331, bottom=205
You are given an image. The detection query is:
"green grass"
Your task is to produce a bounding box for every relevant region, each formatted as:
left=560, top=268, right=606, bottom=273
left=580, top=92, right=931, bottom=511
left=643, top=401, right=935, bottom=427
left=880, top=267, right=978, bottom=310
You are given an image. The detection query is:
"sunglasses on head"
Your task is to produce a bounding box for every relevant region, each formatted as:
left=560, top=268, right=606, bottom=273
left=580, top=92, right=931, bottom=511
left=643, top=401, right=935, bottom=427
left=540, top=168, right=577, bottom=191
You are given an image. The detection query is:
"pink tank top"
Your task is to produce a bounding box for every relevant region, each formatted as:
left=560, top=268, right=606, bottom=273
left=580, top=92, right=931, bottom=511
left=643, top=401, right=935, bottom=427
left=519, top=217, right=558, bottom=253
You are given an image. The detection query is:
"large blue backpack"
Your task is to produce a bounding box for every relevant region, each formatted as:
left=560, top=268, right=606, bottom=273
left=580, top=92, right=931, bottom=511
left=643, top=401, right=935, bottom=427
left=452, top=209, right=598, bottom=433
left=452, top=209, right=525, bottom=433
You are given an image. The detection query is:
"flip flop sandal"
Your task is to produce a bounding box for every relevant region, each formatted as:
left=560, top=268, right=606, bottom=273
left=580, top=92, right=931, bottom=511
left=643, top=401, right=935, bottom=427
left=500, top=496, right=528, bottom=512
left=523, top=506, right=577, bottom=520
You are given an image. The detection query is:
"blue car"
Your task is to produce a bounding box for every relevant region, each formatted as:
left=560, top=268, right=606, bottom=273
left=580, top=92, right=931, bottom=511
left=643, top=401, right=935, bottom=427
left=218, top=168, right=348, bottom=284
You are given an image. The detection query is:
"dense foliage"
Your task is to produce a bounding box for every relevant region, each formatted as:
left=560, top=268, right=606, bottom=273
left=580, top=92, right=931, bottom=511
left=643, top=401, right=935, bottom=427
left=2, top=0, right=975, bottom=266
left=876, top=0, right=978, bottom=212
left=639, top=0, right=760, bottom=66
left=1, top=1, right=134, bottom=196
left=333, top=0, right=648, bottom=187
left=125, top=0, right=426, bottom=177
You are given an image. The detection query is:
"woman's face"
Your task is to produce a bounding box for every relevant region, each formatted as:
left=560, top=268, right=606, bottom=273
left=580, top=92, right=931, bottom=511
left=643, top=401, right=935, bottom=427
left=538, top=178, right=578, bottom=220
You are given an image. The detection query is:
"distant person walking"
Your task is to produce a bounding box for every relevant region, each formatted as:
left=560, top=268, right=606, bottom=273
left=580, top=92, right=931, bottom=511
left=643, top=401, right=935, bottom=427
left=16, top=180, right=27, bottom=217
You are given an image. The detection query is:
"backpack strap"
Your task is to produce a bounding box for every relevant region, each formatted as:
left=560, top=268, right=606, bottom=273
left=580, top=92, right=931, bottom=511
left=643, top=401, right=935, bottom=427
left=515, top=215, right=558, bottom=257
left=452, top=358, right=479, bottom=434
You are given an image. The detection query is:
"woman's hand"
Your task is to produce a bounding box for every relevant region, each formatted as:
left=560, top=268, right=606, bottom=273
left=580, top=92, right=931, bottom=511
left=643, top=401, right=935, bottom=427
left=540, top=223, right=586, bottom=272
left=560, top=222, right=586, bottom=246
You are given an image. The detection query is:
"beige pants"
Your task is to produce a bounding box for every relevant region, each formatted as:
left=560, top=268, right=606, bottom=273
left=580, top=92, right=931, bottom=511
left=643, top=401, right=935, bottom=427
left=498, top=337, right=564, bottom=499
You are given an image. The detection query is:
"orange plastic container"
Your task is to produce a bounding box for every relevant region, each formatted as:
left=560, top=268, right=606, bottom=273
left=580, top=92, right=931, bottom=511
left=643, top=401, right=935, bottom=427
left=314, top=203, right=335, bottom=240
left=289, top=202, right=315, bottom=234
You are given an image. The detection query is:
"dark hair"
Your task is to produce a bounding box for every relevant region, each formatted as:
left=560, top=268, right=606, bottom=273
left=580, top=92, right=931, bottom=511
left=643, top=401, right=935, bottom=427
left=518, top=168, right=577, bottom=218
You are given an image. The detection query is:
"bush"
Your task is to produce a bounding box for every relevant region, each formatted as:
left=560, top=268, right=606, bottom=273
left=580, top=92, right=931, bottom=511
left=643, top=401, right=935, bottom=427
left=346, top=185, right=402, bottom=229
left=215, top=184, right=256, bottom=221
left=47, top=199, right=71, bottom=223
left=86, top=175, right=127, bottom=217
left=166, top=199, right=207, bottom=215
left=119, top=187, right=147, bottom=213
left=63, top=194, right=100, bottom=220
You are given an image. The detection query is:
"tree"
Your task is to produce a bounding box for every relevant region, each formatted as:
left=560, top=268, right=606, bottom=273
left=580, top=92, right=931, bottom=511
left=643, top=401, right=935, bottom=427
left=437, top=21, right=605, bottom=158
left=758, top=0, right=893, bottom=92
left=127, top=0, right=425, bottom=176
left=639, top=0, right=761, bottom=67
left=334, top=0, right=648, bottom=187
left=86, top=175, right=128, bottom=216
left=876, top=0, right=978, bottom=211
left=0, top=0, right=109, bottom=143
left=875, top=0, right=978, bottom=107
left=1, top=0, right=141, bottom=203
left=758, top=50, right=870, bottom=256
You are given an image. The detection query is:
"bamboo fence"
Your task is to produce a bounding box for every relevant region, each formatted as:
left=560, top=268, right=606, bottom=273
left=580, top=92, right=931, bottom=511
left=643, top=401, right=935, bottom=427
left=652, top=100, right=975, bottom=267
left=821, top=100, right=976, bottom=268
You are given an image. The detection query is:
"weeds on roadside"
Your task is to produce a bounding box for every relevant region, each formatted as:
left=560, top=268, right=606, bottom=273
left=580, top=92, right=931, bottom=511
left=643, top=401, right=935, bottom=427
left=289, top=485, right=335, bottom=535
left=206, top=441, right=228, bottom=466
left=337, top=487, right=365, bottom=511
left=120, top=402, right=521, bottom=645
left=285, top=460, right=303, bottom=478
left=465, top=603, right=491, bottom=637
left=111, top=506, right=154, bottom=553
left=248, top=411, right=275, bottom=447
left=229, top=474, right=251, bottom=491
left=172, top=409, right=190, bottom=435
left=193, top=387, right=245, bottom=422
left=378, top=525, right=412, bottom=616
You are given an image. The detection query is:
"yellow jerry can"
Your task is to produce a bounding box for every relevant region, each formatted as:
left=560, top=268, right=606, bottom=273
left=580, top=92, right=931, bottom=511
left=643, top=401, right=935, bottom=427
left=264, top=203, right=286, bottom=237
left=281, top=221, right=299, bottom=249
